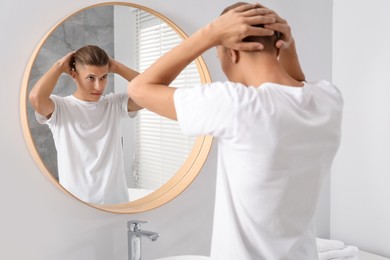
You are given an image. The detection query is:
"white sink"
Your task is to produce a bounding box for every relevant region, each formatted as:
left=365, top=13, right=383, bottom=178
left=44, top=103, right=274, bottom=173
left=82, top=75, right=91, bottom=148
left=154, top=255, right=210, bottom=260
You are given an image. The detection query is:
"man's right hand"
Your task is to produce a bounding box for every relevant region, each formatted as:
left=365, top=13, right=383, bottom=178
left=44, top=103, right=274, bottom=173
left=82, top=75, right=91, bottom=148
left=208, top=3, right=276, bottom=51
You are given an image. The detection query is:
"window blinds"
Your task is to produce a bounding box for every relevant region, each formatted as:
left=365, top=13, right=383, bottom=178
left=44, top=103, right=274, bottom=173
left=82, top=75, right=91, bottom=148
left=133, top=10, right=198, bottom=189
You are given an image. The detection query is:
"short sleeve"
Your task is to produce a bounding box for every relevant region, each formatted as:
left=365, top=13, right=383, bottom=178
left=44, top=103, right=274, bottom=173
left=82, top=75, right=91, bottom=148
left=173, top=82, right=237, bottom=138
left=34, top=95, right=58, bottom=127
left=111, top=93, right=138, bottom=119
left=35, top=111, right=50, bottom=124
left=127, top=110, right=138, bottom=118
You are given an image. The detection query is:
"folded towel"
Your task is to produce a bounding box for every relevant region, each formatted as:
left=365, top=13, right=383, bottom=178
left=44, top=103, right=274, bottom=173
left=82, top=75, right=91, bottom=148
left=344, top=257, right=360, bottom=260
left=316, top=238, right=345, bottom=252
left=318, top=245, right=360, bottom=260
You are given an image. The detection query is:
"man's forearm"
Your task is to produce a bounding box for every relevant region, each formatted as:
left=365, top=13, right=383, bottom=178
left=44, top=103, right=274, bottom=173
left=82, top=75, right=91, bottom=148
left=126, top=26, right=215, bottom=120
left=278, top=40, right=305, bottom=82
left=135, top=26, right=215, bottom=87
left=110, top=60, right=139, bottom=82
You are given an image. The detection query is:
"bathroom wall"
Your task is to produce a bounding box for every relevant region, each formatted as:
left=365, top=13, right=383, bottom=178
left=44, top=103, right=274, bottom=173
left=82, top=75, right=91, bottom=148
left=0, top=0, right=332, bottom=259
left=332, top=0, right=390, bottom=257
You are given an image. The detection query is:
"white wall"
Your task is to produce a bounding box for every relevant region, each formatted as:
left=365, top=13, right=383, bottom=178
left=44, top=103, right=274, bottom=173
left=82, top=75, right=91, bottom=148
left=0, top=0, right=332, bottom=259
left=332, top=0, right=390, bottom=257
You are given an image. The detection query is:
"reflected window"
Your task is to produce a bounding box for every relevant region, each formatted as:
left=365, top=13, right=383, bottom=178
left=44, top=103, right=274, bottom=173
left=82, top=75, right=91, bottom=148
left=134, top=10, right=197, bottom=190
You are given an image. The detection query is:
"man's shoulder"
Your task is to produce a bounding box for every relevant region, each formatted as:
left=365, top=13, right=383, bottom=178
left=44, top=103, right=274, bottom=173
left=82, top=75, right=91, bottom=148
left=48, top=94, right=71, bottom=105
left=309, top=80, right=343, bottom=100
left=101, top=92, right=128, bottom=102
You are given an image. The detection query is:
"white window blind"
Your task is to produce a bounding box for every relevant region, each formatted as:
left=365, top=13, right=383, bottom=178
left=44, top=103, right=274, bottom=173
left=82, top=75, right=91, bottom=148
left=133, top=10, right=198, bottom=190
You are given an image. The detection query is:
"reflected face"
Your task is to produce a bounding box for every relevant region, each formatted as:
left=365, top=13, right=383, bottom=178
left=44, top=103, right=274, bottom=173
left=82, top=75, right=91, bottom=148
left=72, top=64, right=109, bottom=102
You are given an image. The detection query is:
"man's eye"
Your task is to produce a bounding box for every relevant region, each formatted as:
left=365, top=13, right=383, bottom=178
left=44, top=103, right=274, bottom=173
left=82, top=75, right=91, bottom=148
left=101, top=75, right=108, bottom=80
left=87, top=76, right=95, bottom=80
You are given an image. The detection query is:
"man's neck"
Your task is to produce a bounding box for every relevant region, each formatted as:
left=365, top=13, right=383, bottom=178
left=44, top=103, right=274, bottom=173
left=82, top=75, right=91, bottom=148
left=233, top=52, right=304, bottom=88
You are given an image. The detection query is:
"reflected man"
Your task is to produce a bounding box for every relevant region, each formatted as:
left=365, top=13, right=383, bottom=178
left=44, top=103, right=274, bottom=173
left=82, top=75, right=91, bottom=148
left=29, top=45, right=141, bottom=204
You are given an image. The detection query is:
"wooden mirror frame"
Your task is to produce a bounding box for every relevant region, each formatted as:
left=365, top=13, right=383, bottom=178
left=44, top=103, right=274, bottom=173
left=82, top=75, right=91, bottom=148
left=19, top=2, right=213, bottom=214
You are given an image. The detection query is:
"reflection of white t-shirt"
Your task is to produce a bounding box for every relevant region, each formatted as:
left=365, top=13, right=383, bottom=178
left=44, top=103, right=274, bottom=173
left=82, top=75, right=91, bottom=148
left=36, top=93, right=137, bottom=205
left=174, top=81, right=343, bottom=260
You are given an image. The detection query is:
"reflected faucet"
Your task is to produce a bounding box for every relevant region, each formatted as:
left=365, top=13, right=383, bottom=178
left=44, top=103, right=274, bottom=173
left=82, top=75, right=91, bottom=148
left=128, top=220, right=160, bottom=260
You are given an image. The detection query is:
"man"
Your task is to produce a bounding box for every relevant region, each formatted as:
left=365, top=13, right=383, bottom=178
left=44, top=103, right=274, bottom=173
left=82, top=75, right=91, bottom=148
left=30, top=45, right=141, bottom=205
left=128, top=3, right=342, bottom=259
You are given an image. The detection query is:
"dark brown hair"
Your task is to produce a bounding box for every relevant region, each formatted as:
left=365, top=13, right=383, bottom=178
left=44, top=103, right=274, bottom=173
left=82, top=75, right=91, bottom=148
left=221, top=2, right=278, bottom=51
left=71, top=45, right=109, bottom=71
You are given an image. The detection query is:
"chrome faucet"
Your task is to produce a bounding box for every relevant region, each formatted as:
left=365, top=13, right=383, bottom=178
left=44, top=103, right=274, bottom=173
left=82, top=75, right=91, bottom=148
left=128, top=220, right=160, bottom=260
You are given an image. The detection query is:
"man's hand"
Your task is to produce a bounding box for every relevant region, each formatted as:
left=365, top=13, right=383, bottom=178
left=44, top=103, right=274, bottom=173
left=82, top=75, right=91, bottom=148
left=256, top=4, right=293, bottom=49
left=57, top=51, right=75, bottom=75
left=108, top=57, right=119, bottom=74
left=208, top=3, right=276, bottom=51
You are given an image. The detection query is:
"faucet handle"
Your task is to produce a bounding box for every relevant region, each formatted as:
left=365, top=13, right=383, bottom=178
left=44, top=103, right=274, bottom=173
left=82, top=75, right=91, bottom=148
left=128, top=220, right=149, bottom=231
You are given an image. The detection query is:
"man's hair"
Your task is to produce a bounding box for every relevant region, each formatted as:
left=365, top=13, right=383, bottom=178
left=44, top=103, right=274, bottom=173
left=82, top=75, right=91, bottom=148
left=221, top=2, right=279, bottom=52
left=72, top=45, right=109, bottom=71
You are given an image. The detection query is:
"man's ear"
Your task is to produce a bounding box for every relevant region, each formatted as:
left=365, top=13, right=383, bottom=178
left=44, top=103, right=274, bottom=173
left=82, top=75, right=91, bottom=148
left=70, top=70, right=77, bottom=79
left=229, top=49, right=240, bottom=64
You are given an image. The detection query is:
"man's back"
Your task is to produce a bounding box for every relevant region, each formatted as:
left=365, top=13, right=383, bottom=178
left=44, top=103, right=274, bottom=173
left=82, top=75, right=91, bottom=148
left=174, top=80, right=343, bottom=259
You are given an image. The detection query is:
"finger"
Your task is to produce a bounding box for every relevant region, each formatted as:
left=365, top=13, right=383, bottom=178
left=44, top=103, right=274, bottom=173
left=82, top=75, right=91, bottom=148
left=263, top=22, right=292, bottom=49
left=254, top=3, right=265, bottom=8
left=241, top=7, right=274, bottom=17
left=264, top=23, right=290, bottom=36
left=254, top=3, right=277, bottom=15
left=244, top=26, right=275, bottom=37
left=275, top=40, right=288, bottom=49
left=253, top=3, right=274, bottom=12
left=246, top=15, right=276, bottom=26
left=264, top=13, right=286, bottom=24
left=234, top=42, right=265, bottom=51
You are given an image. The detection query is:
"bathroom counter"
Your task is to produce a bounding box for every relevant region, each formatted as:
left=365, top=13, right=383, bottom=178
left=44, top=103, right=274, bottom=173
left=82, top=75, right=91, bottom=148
left=361, top=250, right=390, bottom=260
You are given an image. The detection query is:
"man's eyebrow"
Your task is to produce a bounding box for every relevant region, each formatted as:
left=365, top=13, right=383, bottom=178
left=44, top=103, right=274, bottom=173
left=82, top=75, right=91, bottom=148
left=86, top=73, right=108, bottom=77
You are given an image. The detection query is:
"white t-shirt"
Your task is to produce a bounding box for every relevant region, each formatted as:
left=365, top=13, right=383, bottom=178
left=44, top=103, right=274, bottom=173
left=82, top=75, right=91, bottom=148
left=174, top=80, right=343, bottom=260
left=36, top=93, right=137, bottom=205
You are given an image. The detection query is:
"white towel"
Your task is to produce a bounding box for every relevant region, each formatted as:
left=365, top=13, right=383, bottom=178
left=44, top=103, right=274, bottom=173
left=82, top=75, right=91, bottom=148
left=316, top=238, right=345, bottom=252
left=319, top=256, right=360, bottom=260
left=318, top=245, right=360, bottom=260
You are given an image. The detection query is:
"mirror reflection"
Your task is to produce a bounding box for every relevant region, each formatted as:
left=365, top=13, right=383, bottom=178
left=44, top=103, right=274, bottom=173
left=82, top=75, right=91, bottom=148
left=26, top=4, right=199, bottom=205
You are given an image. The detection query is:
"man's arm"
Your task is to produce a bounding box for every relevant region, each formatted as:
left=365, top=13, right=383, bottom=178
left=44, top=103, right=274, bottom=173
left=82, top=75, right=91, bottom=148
left=29, top=52, right=74, bottom=118
left=109, top=58, right=143, bottom=112
left=278, top=40, right=305, bottom=82
left=263, top=8, right=306, bottom=82
left=128, top=4, right=276, bottom=120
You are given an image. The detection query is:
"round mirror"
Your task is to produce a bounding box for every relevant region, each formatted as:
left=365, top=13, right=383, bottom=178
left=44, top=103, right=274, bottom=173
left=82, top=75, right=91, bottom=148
left=20, top=2, right=212, bottom=213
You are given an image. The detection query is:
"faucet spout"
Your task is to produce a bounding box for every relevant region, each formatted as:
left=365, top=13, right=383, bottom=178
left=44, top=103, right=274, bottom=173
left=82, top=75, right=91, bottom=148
left=139, top=230, right=160, bottom=241
left=128, top=220, right=159, bottom=260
